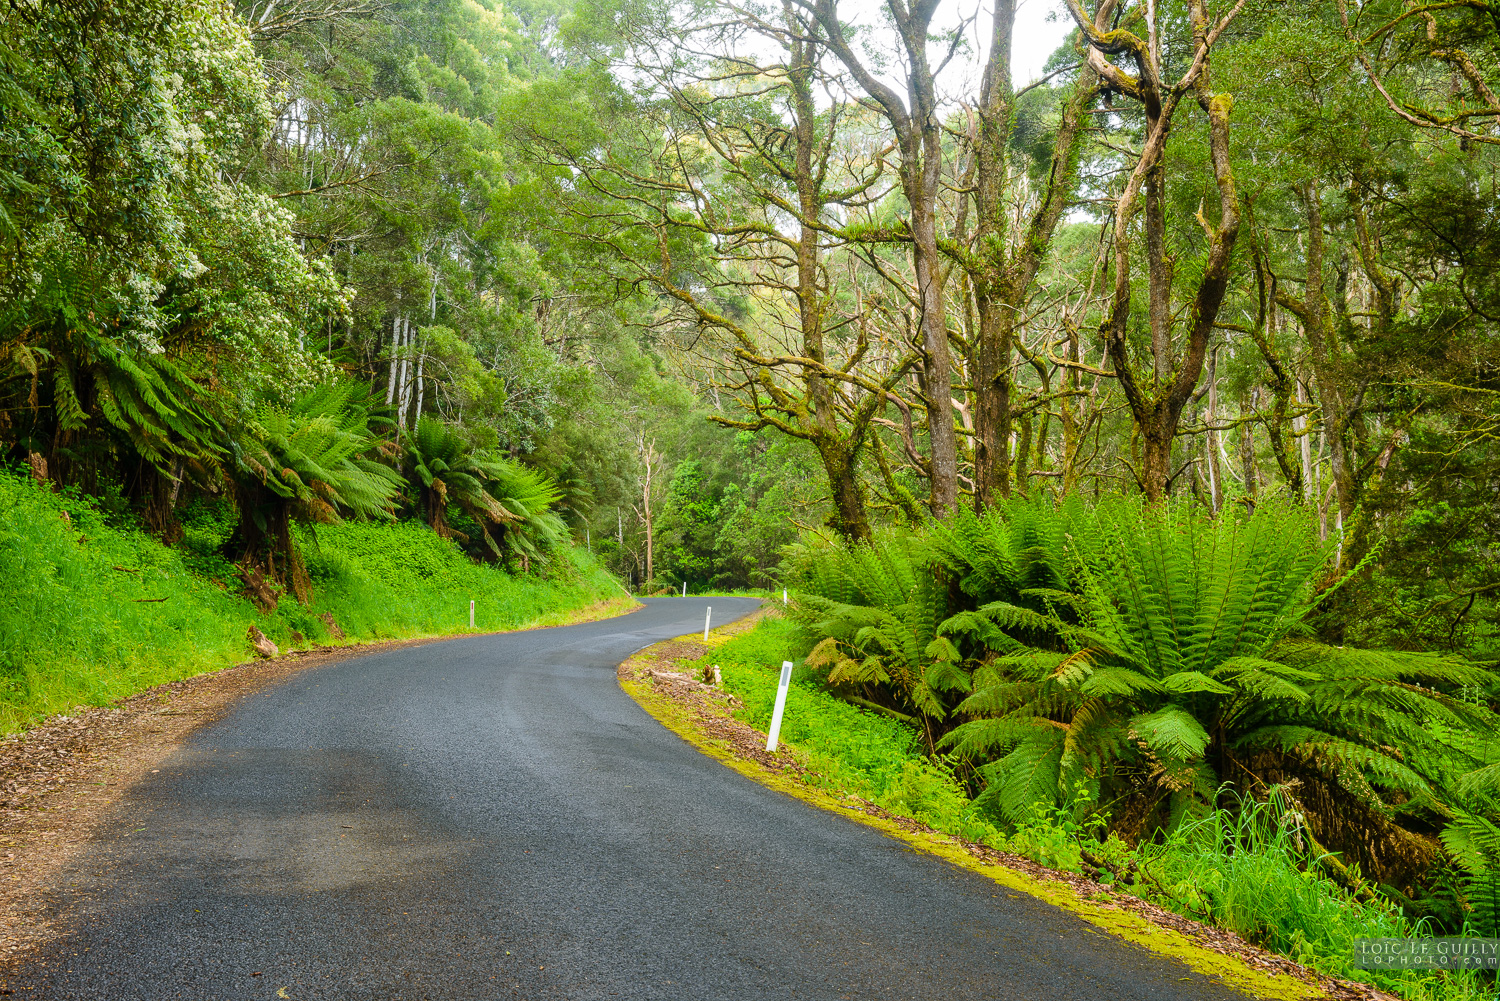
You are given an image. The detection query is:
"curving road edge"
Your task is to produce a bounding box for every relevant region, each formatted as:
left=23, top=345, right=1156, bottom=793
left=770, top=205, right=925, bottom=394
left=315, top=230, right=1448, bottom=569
left=3, top=597, right=1281, bottom=1000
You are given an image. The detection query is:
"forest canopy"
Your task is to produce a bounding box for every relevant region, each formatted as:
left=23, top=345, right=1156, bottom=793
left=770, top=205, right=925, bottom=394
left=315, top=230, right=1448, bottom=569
left=1, top=0, right=1497, bottom=644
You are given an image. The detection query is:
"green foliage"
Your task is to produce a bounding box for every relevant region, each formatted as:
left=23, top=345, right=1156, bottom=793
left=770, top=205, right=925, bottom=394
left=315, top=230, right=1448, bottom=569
left=1125, top=791, right=1488, bottom=999
left=42, top=333, right=223, bottom=474
left=702, top=616, right=999, bottom=842
left=793, top=497, right=1500, bottom=919
left=999, top=780, right=1115, bottom=872
left=484, top=456, right=569, bottom=564
left=791, top=532, right=969, bottom=723
left=1440, top=810, right=1500, bottom=938
left=229, top=380, right=402, bottom=602
left=716, top=614, right=1492, bottom=1001
left=655, top=460, right=719, bottom=587
left=1, top=0, right=339, bottom=389
left=949, top=499, right=1494, bottom=847
left=234, top=381, right=401, bottom=523
left=406, top=415, right=534, bottom=558
left=0, top=466, right=618, bottom=732
left=1133, top=791, right=1411, bottom=972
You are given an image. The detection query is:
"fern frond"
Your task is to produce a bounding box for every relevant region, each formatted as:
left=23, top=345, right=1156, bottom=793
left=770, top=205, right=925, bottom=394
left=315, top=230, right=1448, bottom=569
left=1130, top=707, right=1211, bottom=761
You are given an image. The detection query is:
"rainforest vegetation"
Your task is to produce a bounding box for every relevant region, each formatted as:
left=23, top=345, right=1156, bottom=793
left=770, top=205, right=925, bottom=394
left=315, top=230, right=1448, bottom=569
left=4, top=0, right=1500, bottom=994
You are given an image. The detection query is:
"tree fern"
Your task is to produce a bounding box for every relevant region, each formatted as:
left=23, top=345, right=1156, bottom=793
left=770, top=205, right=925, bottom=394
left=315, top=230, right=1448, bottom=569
left=792, top=496, right=1500, bottom=888
left=230, top=381, right=401, bottom=605
left=791, top=532, right=963, bottom=725
left=909, top=499, right=1500, bottom=872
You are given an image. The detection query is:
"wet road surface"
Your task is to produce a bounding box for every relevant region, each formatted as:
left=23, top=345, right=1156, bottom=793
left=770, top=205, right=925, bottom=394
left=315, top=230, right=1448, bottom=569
left=7, top=597, right=1248, bottom=1000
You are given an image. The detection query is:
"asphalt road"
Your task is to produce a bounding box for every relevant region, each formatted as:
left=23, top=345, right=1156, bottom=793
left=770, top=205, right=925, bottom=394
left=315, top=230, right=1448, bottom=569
left=8, top=598, right=1249, bottom=1000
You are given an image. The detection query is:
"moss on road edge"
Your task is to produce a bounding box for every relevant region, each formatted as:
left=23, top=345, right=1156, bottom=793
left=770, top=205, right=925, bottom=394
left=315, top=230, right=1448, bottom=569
left=618, top=613, right=1371, bottom=1001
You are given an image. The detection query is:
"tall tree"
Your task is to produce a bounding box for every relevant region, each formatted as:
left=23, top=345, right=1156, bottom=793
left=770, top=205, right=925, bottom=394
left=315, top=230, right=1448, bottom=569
left=964, top=4, right=1101, bottom=506
left=1064, top=0, right=1247, bottom=501
left=805, top=0, right=962, bottom=516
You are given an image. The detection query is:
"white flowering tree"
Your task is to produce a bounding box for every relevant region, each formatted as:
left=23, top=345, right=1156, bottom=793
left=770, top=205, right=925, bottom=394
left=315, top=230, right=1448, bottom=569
left=0, top=0, right=342, bottom=522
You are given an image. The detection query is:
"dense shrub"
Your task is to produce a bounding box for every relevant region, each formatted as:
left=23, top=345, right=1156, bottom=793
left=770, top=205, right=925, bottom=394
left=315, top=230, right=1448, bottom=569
left=790, top=497, right=1500, bottom=898
left=701, top=616, right=999, bottom=842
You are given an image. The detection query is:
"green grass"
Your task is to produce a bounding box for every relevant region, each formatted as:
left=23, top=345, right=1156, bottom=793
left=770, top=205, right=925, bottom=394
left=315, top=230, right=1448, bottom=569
left=697, top=614, right=1493, bottom=1001
left=0, top=468, right=623, bottom=733
left=1128, top=797, right=1493, bottom=1001
left=696, top=615, right=1001, bottom=843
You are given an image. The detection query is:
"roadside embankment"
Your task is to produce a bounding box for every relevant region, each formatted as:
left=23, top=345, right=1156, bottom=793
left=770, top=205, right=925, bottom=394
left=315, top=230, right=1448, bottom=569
left=619, top=609, right=1408, bottom=1001
left=0, top=467, right=629, bottom=733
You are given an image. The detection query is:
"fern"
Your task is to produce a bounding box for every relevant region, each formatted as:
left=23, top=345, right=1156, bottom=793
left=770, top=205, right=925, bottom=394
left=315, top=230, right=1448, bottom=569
left=793, top=496, right=1500, bottom=875
left=1442, top=811, right=1500, bottom=936
left=230, top=380, right=401, bottom=605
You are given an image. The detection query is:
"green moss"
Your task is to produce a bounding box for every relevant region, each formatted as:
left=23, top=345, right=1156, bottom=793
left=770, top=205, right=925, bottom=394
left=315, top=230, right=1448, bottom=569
left=624, top=628, right=1322, bottom=1001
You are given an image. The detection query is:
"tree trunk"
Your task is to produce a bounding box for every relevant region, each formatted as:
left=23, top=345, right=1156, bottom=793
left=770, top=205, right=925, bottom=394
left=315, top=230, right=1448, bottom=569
left=1067, top=0, right=1244, bottom=503
left=970, top=0, right=1017, bottom=507
left=413, top=332, right=426, bottom=423
left=1206, top=350, right=1222, bottom=513
left=638, top=436, right=657, bottom=587
left=386, top=314, right=401, bottom=405
left=787, top=39, right=872, bottom=543
left=1140, top=418, right=1173, bottom=503
left=969, top=4, right=1098, bottom=508
left=910, top=203, right=959, bottom=518
left=1240, top=392, right=1259, bottom=506
left=974, top=302, right=1014, bottom=505
left=818, top=441, right=871, bottom=541
left=812, top=0, right=957, bottom=517
left=1013, top=410, right=1032, bottom=496
left=397, top=317, right=414, bottom=431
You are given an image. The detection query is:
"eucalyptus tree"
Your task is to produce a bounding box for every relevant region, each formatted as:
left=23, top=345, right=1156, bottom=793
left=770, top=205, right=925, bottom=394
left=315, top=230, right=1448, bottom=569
left=1062, top=0, right=1248, bottom=502
left=243, top=0, right=566, bottom=446
left=538, top=0, right=934, bottom=540
left=959, top=3, right=1101, bottom=506
left=799, top=0, right=963, bottom=516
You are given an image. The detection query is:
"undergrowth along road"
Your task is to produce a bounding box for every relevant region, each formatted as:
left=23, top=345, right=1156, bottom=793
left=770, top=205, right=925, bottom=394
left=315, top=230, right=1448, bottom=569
left=619, top=608, right=1395, bottom=1001
left=8, top=596, right=1250, bottom=1000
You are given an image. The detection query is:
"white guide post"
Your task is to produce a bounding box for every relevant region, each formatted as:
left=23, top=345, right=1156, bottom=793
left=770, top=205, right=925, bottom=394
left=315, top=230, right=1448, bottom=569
left=703, top=606, right=712, bottom=642
left=782, top=588, right=788, bottom=606
left=765, top=660, right=793, bottom=752
left=469, top=599, right=475, bottom=630
left=682, top=581, right=687, bottom=597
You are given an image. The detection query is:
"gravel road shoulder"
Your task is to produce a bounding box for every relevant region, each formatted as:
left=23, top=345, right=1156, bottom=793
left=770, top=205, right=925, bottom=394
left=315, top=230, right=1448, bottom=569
left=0, top=596, right=639, bottom=970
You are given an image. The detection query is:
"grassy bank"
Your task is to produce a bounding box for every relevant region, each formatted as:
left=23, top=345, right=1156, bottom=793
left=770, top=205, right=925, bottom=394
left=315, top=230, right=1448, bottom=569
left=706, top=615, right=997, bottom=842
left=690, top=615, right=1490, bottom=1001
left=0, top=469, right=627, bottom=733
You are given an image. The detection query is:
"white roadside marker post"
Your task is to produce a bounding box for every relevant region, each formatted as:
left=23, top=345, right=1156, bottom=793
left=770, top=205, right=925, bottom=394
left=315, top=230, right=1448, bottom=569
left=703, top=606, right=712, bottom=642
left=765, top=660, right=793, bottom=752
left=782, top=588, right=788, bottom=606
left=682, top=581, right=688, bottom=597
left=469, top=599, right=475, bottom=630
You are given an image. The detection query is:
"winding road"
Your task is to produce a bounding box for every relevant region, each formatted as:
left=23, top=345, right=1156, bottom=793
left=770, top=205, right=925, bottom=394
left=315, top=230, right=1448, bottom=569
left=8, top=598, right=1250, bottom=999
